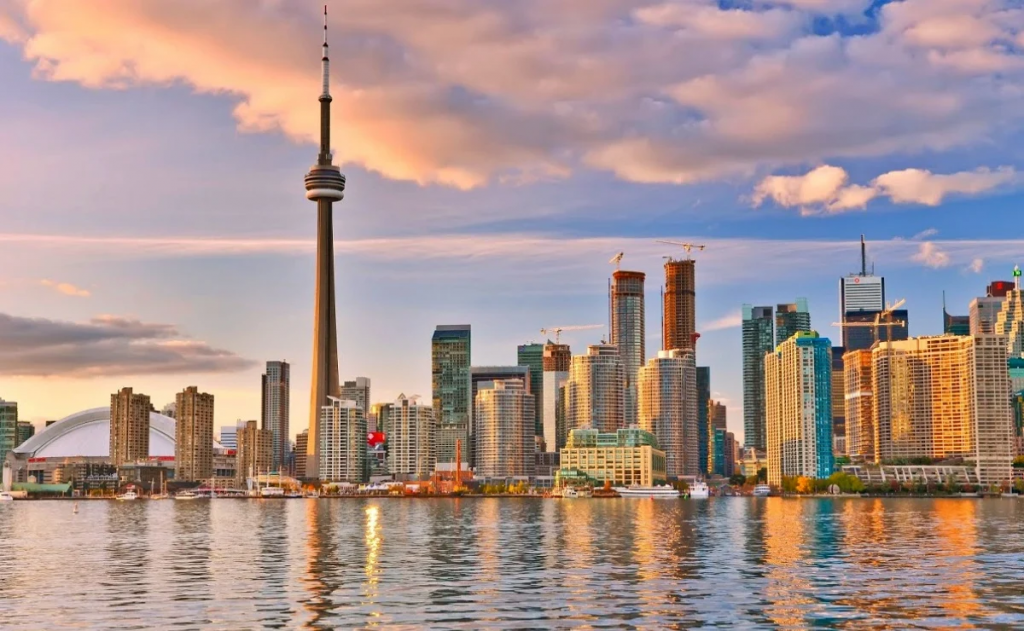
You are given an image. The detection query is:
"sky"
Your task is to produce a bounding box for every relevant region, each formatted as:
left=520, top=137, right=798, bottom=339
left=3, top=0, right=1024, bottom=446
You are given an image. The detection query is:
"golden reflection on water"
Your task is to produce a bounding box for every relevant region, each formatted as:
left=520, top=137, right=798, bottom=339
left=763, top=499, right=816, bottom=628
left=475, top=499, right=501, bottom=604
left=932, top=499, right=982, bottom=622
left=631, top=499, right=663, bottom=616
left=561, top=499, right=597, bottom=623
left=363, top=503, right=382, bottom=621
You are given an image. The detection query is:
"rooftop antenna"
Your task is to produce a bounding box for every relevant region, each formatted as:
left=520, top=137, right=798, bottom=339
left=860, top=234, right=867, bottom=276
left=1014, top=265, right=1021, bottom=291
left=609, top=252, right=624, bottom=270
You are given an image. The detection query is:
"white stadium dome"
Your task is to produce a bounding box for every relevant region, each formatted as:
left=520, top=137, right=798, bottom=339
left=14, top=407, right=224, bottom=459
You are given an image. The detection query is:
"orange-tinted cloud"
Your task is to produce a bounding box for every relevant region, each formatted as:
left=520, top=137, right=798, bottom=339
left=40, top=278, right=90, bottom=297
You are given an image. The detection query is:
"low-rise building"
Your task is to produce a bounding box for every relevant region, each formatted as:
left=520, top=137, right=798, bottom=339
left=558, top=427, right=666, bottom=487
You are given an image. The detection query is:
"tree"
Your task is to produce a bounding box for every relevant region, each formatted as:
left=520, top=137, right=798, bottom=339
left=729, top=473, right=747, bottom=486
left=1013, top=456, right=1024, bottom=469
left=757, top=468, right=768, bottom=483
left=781, top=476, right=798, bottom=494
left=796, top=476, right=814, bottom=494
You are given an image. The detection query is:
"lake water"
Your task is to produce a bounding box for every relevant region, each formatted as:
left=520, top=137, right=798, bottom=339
left=1, top=497, right=1023, bottom=629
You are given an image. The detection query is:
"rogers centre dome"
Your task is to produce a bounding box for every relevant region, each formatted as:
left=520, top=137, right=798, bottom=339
left=13, top=407, right=223, bottom=459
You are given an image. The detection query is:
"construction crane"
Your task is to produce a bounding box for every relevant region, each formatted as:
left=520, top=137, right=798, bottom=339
left=540, top=324, right=603, bottom=344
left=832, top=298, right=907, bottom=346
left=609, top=252, right=624, bottom=270
left=656, top=240, right=706, bottom=261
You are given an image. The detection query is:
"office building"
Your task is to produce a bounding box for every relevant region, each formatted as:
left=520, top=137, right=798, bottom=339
left=474, top=379, right=535, bottom=479
left=637, top=349, right=698, bottom=478
left=610, top=270, right=646, bottom=426
left=340, top=377, right=371, bottom=413
left=1010, top=357, right=1024, bottom=394
left=1013, top=390, right=1024, bottom=456
left=175, top=386, right=214, bottom=482
left=989, top=280, right=1015, bottom=298
left=109, top=388, right=151, bottom=467
left=304, top=15, right=346, bottom=481
left=725, top=431, right=737, bottom=477
left=385, top=394, right=436, bottom=480
left=843, top=349, right=875, bottom=462
left=775, top=299, right=811, bottom=346
left=696, top=366, right=711, bottom=475
left=261, top=361, right=290, bottom=473
left=765, top=332, right=834, bottom=485
left=432, top=325, right=472, bottom=465
left=840, top=236, right=888, bottom=352
left=844, top=310, right=910, bottom=352
left=663, top=258, right=696, bottom=351
left=542, top=343, right=571, bottom=452
left=742, top=305, right=774, bottom=451
left=559, top=427, right=667, bottom=487
left=319, top=397, right=367, bottom=483
left=517, top=343, right=545, bottom=436
left=831, top=347, right=847, bottom=457
left=0, top=399, right=16, bottom=469
left=943, top=292, right=970, bottom=336
left=236, top=420, right=273, bottom=484
left=16, top=421, right=34, bottom=448
left=295, top=429, right=309, bottom=479
left=872, top=335, right=1014, bottom=483
left=708, top=401, right=728, bottom=476
left=472, top=366, right=530, bottom=403
left=710, top=401, right=726, bottom=431
left=219, top=424, right=239, bottom=450
left=994, top=280, right=1024, bottom=357
left=970, top=282, right=1010, bottom=335
left=565, top=344, right=625, bottom=434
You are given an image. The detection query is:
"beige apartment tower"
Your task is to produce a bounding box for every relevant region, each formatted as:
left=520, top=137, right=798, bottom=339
left=565, top=344, right=625, bottom=434
left=843, top=349, right=875, bottom=462
left=386, top=394, right=436, bottom=481
left=109, top=387, right=151, bottom=467
left=474, top=379, right=536, bottom=479
left=637, top=349, right=698, bottom=478
left=175, top=386, right=214, bottom=482
left=237, top=420, right=273, bottom=485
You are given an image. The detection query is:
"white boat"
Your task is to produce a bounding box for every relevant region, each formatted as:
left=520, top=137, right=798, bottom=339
left=614, top=485, right=681, bottom=499
left=753, top=484, right=772, bottom=497
left=689, top=481, right=710, bottom=499
left=0, top=492, right=14, bottom=502
left=116, top=490, right=138, bottom=501
left=562, top=487, right=592, bottom=499
left=260, top=486, right=285, bottom=498
left=174, top=490, right=199, bottom=501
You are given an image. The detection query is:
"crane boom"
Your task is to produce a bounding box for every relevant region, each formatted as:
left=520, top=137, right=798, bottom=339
left=656, top=240, right=706, bottom=261
left=540, top=324, right=603, bottom=344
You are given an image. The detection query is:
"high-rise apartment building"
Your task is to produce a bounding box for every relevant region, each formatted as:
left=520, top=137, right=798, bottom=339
left=710, top=401, right=726, bottom=431
left=341, top=377, right=371, bottom=414
left=0, top=399, right=17, bottom=469
left=831, top=347, right=847, bottom=457
left=385, top=394, right=436, bottom=480
left=175, top=386, right=214, bottom=482
left=843, top=349, right=875, bottom=462
left=610, top=270, right=646, bottom=426
left=873, top=335, right=1013, bottom=484
left=742, top=305, right=774, bottom=451
left=517, top=343, right=545, bottom=436
left=261, top=361, right=290, bottom=473
left=775, top=299, right=811, bottom=347
left=474, top=379, right=535, bottom=479
left=472, top=366, right=530, bottom=403
left=109, top=388, right=151, bottom=467
left=236, top=420, right=273, bottom=484
left=432, top=325, right=472, bottom=466
left=294, top=429, right=309, bottom=479
left=663, top=258, right=696, bottom=351
left=637, top=349, right=698, bottom=478
left=765, top=332, right=834, bottom=485
left=696, top=366, right=711, bottom=473
left=542, top=343, right=571, bottom=452
left=319, top=397, right=367, bottom=483
left=724, top=431, right=737, bottom=477
left=565, top=344, right=625, bottom=434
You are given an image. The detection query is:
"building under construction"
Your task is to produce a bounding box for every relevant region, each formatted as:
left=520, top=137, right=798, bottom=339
left=663, top=259, right=696, bottom=351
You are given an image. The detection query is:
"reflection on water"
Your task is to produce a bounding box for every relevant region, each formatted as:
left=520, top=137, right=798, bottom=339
left=2, top=498, right=1024, bottom=629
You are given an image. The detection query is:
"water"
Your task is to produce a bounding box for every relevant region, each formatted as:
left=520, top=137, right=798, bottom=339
left=1, top=498, right=1023, bottom=629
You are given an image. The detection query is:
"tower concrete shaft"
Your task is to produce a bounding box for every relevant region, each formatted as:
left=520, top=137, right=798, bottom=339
left=304, top=6, right=346, bottom=479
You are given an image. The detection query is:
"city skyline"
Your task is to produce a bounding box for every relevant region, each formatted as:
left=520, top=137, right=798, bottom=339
left=6, top=2, right=1024, bottom=447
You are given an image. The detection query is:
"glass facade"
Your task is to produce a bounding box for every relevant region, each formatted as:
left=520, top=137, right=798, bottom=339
left=432, top=325, right=472, bottom=465
left=516, top=343, right=545, bottom=436
left=775, top=299, right=811, bottom=347
left=742, top=305, right=773, bottom=451
left=261, top=361, right=290, bottom=473
left=560, top=427, right=666, bottom=486
left=696, top=366, right=710, bottom=474
left=0, top=399, right=17, bottom=470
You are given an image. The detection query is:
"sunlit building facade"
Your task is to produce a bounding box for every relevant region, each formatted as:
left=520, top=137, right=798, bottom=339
left=517, top=343, right=545, bottom=436
left=473, top=379, right=535, bottom=479
left=236, top=420, right=273, bottom=484
left=559, top=427, right=666, bottom=487
left=765, top=332, right=834, bottom=485
left=637, top=349, right=698, bottom=478
left=109, top=388, right=151, bottom=467
left=843, top=349, right=875, bottom=462
left=0, top=399, right=17, bottom=469
left=174, top=386, right=214, bottom=482
left=663, top=259, right=696, bottom=352
left=319, top=397, right=367, bottom=483
left=610, top=270, right=645, bottom=427
left=385, top=394, right=436, bottom=481
left=995, top=286, right=1024, bottom=357
left=565, top=344, right=625, bottom=434
left=775, top=299, right=811, bottom=347
left=261, top=360, right=290, bottom=473
left=541, top=343, right=571, bottom=452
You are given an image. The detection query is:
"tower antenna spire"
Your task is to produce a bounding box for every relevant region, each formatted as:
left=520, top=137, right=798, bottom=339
left=317, top=4, right=332, bottom=165
left=860, top=234, right=866, bottom=276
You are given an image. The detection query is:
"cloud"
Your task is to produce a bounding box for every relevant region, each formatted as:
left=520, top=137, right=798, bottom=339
left=3, top=1, right=1024, bottom=187
left=911, top=242, right=951, bottom=269
left=911, top=228, right=939, bottom=240
left=40, top=279, right=90, bottom=297
left=967, top=258, right=984, bottom=273
left=701, top=310, right=743, bottom=332
left=0, top=312, right=255, bottom=377
left=754, top=165, right=1015, bottom=213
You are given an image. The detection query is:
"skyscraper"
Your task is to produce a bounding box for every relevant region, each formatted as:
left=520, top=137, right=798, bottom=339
left=472, top=366, right=531, bottom=403
left=663, top=259, right=696, bottom=351
left=610, top=270, right=646, bottom=426
left=775, top=299, right=811, bottom=347
left=517, top=343, right=545, bottom=436
left=843, top=349, right=874, bottom=462
left=637, top=349, right=698, bottom=478
left=175, top=386, right=214, bottom=482
left=696, top=366, right=711, bottom=473
left=840, top=236, right=887, bottom=352
left=0, top=399, right=16, bottom=469
left=432, top=325, right=472, bottom=465
left=565, top=344, right=625, bottom=434
left=943, top=292, right=970, bottom=335
left=236, top=420, right=273, bottom=485
left=765, top=331, right=834, bottom=485
left=262, top=360, right=290, bottom=473
left=305, top=8, right=346, bottom=480
left=474, top=379, right=536, bottom=479
left=15, top=421, right=34, bottom=448
left=294, top=429, right=309, bottom=479
left=341, top=377, right=371, bottom=414
left=542, top=342, right=571, bottom=452
left=831, top=346, right=847, bottom=457
left=994, top=276, right=1024, bottom=357
left=742, top=305, right=773, bottom=451
left=385, top=394, right=436, bottom=481
left=319, top=397, right=367, bottom=483
left=109, top=388, right=150, bottom=467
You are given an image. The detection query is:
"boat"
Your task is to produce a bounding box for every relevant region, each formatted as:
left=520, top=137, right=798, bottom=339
left=0, top=492, right=13, bottom=502
left=689, top=481, right=710, bottom=499
left=613, top=485, right=681, bottom=499
left=116, top=489, right=138, bottom=501
left=174, top=490, right=199, bottom=501
left=753, top=484, right=772, bottom=497
left=562, top=487, right=592, bottom=499
left=260, top=486, right=285, bottom=498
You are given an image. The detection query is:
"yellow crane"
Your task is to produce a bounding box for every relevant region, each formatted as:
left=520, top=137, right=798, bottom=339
left=832, top=298, right=906, bottom=346
left=540, top=324, right=603, bottom=344
left=609, top=252, right=624, bottom=270
left=656, top=240, right=706, bottom=261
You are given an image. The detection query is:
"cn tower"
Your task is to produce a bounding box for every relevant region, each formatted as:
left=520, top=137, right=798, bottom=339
left=304, top=5, right=345, bottom=479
